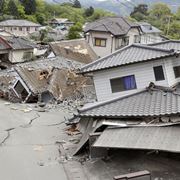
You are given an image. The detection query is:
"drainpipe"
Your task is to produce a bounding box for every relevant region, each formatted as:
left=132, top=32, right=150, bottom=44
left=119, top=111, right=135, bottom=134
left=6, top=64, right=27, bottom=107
left=111, top=34, right=114, bottom=53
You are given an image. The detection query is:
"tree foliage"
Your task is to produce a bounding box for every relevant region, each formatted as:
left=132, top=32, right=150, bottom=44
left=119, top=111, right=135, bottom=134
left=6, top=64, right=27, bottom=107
left=73, top=0, right=81, bottom=8
left=130, top=2, right=180, bottom=39
left=7, top=0, right=19, bottom=17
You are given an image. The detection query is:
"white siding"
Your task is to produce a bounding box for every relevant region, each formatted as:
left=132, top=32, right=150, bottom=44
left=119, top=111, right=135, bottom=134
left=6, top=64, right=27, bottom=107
left=93, top=60, right=169, bottom=101
left=164, top=56, right=180, bottom=86
left=9, top=49, right=33, bottom=63
left=140, top=33, right=164, bottom=44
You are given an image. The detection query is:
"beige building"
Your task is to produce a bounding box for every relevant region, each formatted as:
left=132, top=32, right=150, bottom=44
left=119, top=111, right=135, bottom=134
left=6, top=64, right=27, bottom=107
left=84, top=17, right=141, bottom=57
left=0, top=19, right=41, bottom=37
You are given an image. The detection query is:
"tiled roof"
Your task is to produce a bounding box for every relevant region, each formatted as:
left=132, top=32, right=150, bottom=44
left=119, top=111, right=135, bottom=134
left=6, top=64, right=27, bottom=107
left=4, top=36, right=36, bottom=50
left=149, top=40, right=180, bottom=51
left=50, top=39, right=98, bottom=64
left=84, top=16, right=140, bottom=36
left=0, top=19, right=41, bottom=27
left=79, top=85, right=180, bottom=118
left=93, top=126, right=180, bottom=153
left=80, top=44, right=176, bottom=73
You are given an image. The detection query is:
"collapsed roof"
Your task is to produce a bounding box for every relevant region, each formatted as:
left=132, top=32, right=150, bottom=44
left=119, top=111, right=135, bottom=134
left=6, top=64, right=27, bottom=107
left=50, top=39, right=98, bottom=64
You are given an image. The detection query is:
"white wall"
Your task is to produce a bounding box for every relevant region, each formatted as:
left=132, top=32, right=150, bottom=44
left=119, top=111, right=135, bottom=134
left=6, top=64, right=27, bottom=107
left=127, top=28, right=140, bottom=44
left=93, top=59, right=172, bottom=101
left=9, top=49, right=33, bottom=63
left=140, top=33, right=164, bottom=44
left=2, top=26, right=38, bottom=37
left=87, top=31, right=112, bottom=57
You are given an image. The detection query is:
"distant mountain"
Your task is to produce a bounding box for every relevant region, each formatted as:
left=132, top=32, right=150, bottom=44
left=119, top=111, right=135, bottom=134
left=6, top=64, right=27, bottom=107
left=46, top=0, right=180, bottom=15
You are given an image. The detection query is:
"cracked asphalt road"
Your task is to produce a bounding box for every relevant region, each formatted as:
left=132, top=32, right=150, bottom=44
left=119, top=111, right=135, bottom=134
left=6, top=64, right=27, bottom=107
left=0, top=100, right=70, bottom=180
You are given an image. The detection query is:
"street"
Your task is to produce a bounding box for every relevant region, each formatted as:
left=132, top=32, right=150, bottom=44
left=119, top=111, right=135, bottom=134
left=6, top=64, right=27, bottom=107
left=0, top=100, right=69, bottom=180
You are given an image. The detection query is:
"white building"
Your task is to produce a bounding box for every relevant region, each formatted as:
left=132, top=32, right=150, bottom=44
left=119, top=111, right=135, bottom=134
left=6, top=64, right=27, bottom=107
left=80, top=42, right=180, bottom=101
left=0, top=20, right=41, bottom=37
left=84, top=17, right=141, bottom=57
left=0, top=36, right=35, bottom=65
left=138, top=22, right=167, bottom=44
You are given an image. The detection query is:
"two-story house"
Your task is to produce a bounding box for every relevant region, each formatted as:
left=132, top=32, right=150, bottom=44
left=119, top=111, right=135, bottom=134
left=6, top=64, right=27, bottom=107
left=80, top=44, right=180, bottom=102
left=0, top=20, right=41, bottom=37
left=84, top=16, right=141, bottom=57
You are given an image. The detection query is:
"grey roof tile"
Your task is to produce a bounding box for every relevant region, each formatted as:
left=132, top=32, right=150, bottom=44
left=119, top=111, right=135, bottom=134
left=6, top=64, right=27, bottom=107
left=80, top=44, right=176, bottom=73
left=79, top=86, right=180, bottom=118
left=149, top=40, right=180, bottom=51
left=0, top=19, right=41, bottom=27
left=84, top=16, right=140, bottom=36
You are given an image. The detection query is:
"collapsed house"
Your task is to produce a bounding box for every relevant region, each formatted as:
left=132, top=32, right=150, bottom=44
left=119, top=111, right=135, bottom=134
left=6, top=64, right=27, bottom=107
left=75, top=83, right=180, bottom=157
left=0, top=57, right=95, bottom=103
left=72, top=41, right=180, bottom=158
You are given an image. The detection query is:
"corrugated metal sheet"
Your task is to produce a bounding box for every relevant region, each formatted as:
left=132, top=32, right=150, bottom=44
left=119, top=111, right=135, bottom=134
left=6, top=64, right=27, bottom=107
left=93, top=126, right=180, bottom=153
left=149, top=40, right=180, bottom=51
left=80, top=44, right=175, bottom=73
left=84, top=17, right=139, bottom=36
left=79, top=88, right=180, bottom=117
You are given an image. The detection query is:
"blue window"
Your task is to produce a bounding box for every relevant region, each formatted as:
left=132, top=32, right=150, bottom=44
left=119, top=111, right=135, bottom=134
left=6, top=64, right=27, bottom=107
left=110, top=75, right=137, bottom=93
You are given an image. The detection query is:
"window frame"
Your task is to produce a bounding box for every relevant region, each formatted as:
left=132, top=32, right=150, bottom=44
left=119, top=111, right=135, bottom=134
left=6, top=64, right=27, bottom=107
left=173, top=66, right=180, bottom=78
left=94, top=38, right=107, bottom=47
left=110, top=75, right=137, bottom=93
left=153, top=65, right=165, bottom=81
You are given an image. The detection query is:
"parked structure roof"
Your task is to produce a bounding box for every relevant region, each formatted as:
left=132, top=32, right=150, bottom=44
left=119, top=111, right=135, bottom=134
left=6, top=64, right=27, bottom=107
left=138, top=22, right=161, bottom=34
left=93, top=126, right=180, bottom=153
left=50, top=39, right=98, bottom=64
left=149, top=40, right=180, bottom=51
left=79, top=84, right=180, bottom=118
left=0, top=19, right=41, bottom=27
left=80, top=44, right=176, bottom=73
left=84, top=16, right=140, bottom=36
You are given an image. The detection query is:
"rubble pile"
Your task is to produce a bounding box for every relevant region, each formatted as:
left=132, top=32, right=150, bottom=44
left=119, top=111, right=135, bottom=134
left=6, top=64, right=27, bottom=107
left=0, top=57, right=96, bottom=104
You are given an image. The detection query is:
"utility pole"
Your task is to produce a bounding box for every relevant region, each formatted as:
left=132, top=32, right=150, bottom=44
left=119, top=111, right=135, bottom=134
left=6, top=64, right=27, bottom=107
left=166, top=16, right=171, bottom=36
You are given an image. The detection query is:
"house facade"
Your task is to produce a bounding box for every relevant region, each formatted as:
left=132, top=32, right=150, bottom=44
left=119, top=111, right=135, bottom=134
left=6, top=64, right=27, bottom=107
left=0, top=20, right=41, bottom=37
left=80, top=44, right=180, bottom=102
left=84, top=17, right=141, bottom=57
left=49, top=18, right=74, bottom=30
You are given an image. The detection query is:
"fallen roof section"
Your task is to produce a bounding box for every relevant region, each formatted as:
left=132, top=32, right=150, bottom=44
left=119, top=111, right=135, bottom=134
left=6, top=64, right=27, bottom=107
left=80, top=44, right=176, bottom=74
left=79, top=84, right=180, bottom=118
left=50, top=39, right=98, bottom=64
left=93, top=126, right=180, bottom=153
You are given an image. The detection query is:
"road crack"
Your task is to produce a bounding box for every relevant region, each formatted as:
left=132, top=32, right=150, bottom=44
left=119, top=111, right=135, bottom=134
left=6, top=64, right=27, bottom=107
left=0, top=128, right=15, bottom=146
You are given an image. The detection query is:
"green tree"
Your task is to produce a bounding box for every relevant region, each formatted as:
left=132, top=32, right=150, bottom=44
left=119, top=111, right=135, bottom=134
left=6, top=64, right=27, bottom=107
left=7, top=0, right=19, bottom=17
left=84, top=6, right=94, bottom=17
left=73, top=0, right=81, bottom=8
left=168, top=21, right=180, bottom=39
left=17, top=3, right=25, bottom=18
left=36, top=13, right=46, bottom=25
left=130, top=4, right=148, bottom=21
left=0, top=0, right=5, bottom=14
left=149, top=3, right=171, bottom=19
left=68, top=22, right=82, bottom=39
left=20, top=0, right=36, bottom=15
